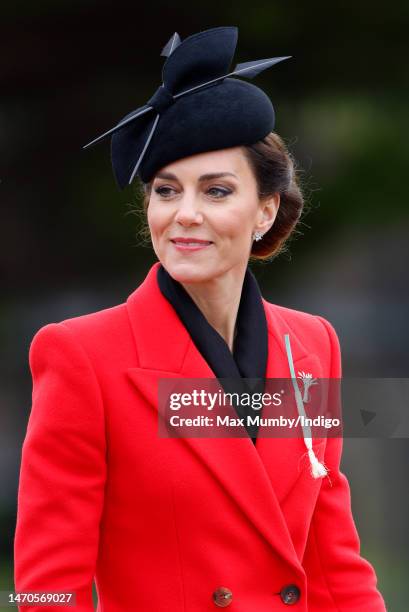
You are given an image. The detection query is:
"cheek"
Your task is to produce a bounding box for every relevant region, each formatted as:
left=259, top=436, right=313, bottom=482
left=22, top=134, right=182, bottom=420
left=147, top=203, right=167, bottom=235
left=214, top=206, right=255, bottom=240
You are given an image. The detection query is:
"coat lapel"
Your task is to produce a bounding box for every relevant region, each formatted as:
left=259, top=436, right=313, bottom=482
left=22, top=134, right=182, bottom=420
left=126, top=262, right=324, bottom=571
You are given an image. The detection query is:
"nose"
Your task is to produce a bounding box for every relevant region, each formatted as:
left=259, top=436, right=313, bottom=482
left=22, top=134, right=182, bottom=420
left=174, top=195, right=204, bottom=226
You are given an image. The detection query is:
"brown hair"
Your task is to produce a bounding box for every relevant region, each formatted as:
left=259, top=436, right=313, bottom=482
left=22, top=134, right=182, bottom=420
left=242, top=132, right=307, bottom=262
left=132, top=131, right=308, bottom=262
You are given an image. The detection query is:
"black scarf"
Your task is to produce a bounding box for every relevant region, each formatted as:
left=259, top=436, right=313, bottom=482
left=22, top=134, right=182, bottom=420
left=157, top=264, right=268, bottom=444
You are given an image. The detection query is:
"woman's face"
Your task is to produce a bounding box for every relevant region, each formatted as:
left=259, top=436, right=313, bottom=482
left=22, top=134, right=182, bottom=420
left=147, top=146, right=280, bottom=284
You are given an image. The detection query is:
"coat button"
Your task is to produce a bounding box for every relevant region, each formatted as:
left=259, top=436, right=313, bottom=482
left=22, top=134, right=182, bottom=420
left=280, top=584, right=301, bottom=605
left=212, top=586, right=233, bottom=607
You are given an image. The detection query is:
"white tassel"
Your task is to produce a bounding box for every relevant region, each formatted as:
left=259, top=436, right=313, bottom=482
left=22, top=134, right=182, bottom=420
left=308, top=448, right=328, bottom=479
left=284, top=334, right=328, bottom=480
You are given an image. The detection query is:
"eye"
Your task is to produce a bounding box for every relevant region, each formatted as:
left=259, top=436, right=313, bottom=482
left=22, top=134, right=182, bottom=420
left=153, top=185, right=233, bottom=199
left=154, top=186, right=176, bottom=198
left=207, top=186, right=232, bottom=199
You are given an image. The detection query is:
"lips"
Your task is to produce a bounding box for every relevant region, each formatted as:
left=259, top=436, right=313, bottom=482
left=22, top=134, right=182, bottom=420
left=171, top=238, right=213, bottom=245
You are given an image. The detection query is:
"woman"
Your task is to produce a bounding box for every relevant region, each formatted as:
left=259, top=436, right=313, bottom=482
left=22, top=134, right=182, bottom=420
left=14, top=26, right=386, bottom=611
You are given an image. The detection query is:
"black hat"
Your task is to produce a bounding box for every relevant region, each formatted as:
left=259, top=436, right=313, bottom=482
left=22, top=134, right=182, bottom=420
left=83, top=26, right=291, bottom=189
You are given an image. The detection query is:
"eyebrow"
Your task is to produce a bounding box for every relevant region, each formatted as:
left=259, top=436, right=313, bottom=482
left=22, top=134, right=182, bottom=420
left=154, top=171, right=238, bottom=182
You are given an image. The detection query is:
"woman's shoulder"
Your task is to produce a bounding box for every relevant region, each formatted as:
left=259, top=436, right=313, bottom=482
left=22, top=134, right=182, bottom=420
left=263, top=298, right=338, bottom=335
left=29, top=299, right=133, bottom=364
left=262, top=298, right=341, bottom=364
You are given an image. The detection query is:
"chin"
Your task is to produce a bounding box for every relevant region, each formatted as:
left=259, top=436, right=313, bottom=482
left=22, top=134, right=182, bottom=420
left=163, top=259, right=218, bottom=284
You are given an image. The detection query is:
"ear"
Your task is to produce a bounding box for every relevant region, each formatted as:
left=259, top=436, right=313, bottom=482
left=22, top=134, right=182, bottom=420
left=254, top=192, right=280, bottom=234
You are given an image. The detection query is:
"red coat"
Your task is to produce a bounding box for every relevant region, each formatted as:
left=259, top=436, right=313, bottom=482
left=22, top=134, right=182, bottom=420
left=14, top=261, right=386, bottom=611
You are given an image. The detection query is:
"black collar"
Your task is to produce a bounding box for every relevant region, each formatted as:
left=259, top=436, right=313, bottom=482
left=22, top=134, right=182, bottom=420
left=157, top=264, right=268, bottom=443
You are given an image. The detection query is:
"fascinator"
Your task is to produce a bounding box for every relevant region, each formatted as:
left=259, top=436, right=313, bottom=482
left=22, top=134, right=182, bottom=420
left=83, top=26, right=292, bottom=189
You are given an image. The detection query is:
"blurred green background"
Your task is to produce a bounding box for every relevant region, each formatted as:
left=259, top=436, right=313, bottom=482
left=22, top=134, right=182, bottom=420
left=1, top=0, right=408, bottom=610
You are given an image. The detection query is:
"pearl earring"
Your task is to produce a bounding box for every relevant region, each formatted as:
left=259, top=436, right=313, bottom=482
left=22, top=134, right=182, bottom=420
left=253, top=230, right=264, bottom=242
